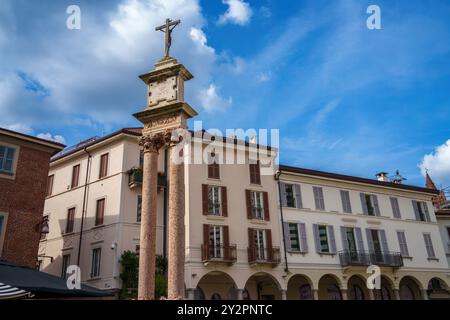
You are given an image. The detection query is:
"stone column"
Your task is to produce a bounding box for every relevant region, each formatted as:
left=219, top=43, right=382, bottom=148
left=312, top=289, right=319, bottom=300
left=393, top=288, right=401, bottom=300
left=137, top=134, right=165, bottom=300
left=167, top=138, right=186, bottom=299
left=421, top=289, right=429, bottom=300
left=280, top=289, right=287, bottom=300
left=186, top=289, right=195, bottom=300
left=341, top=289, right=348, bottom=300
left=236, top=289, right=244, bottom=300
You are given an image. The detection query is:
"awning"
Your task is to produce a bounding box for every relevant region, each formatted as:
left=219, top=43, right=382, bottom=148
left=0, top=282, right=33, bottom=300
left=0, top=261, right=114, bottom=299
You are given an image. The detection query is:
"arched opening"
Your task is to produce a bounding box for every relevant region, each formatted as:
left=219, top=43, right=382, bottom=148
left=244, top=272, right=281, bottom=300
left=374, top=276, right=395, bottom=300
left=347, top=275, right=369, bottom=300
left=427, top=277, right=450, bottom=300
left=399, top=276, right=422, bottom=300
left=195, top=271, right=237, bottom=300
left=318, top=274, right=342, bottom=300
left=287, top=274, right=313, bottom=300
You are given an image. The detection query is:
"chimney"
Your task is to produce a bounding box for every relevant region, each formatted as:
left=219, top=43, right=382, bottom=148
left=376, top=172, right=389, bottom=182
left=250, top=136, right=257, bottom=144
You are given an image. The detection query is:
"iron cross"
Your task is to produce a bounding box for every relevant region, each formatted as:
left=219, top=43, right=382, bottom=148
left=155, top=18, right=181, bottom=58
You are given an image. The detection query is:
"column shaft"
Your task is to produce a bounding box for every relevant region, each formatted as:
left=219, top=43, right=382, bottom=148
left=167, top=146, right=185, bottom=299
left=137, top=150, right=159, bottom=300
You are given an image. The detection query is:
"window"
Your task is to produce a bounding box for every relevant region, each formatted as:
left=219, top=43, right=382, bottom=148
left=207, top=153, right=220, bottom=179
left=285, top=184, right=295, bottom=207
left=390, top=197, right=401, bottom=219
left=397, top=231, right=409, bottom=257
left=136, top=195, right=142, bottom=222
left=254, top=229, right=266, bottom=260
left=340, top=190, right=352, bottom=213
left=285, top=222, right=308, bottom=253
left=249, top=161, right=261, bottom=185
left=313, top=224, right=336, bottom=254
left=71, top=164, right=80, bottom=188
left=280, top=183, right=302, bottom=208
left=0, top=215, right=5, bottom=255
left=361, top=193, right=380, bottom=216
left=40, top=215, right=49, bottom=240
left=91, top=248, right=101, bottom=278
left=413, top=201, right=430, bottom=222
left=209, top=225, right=222, bottom=258
left=318, top=225, right=329, bottom=253
left=46, top=175, right=54, bottom=197
left=99, top=153, right=109, bottom=178
left=135, top=245, right=140, bottom=255
left=61, top=254, right=70, bottom=279
left=423, top=233, right=436, bottom=259
left=343, top=227, right=357, bottom=253
left=208, top=186, right=221, bottom=215
left=66, top=208, right=75, bottom=233
left=250, top=191, right=265, bottom=219
left=95, top=198, right=105, bottom=226
left=313, top=187, right=325, bottom=211
left=0, top=145, right=16, bottom=174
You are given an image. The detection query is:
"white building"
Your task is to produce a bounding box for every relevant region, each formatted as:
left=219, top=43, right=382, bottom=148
left=38, top=129, right=450, bottom=300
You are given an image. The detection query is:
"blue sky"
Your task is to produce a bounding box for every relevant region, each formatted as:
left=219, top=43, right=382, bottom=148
left=1, top=0, right=450, bottom=189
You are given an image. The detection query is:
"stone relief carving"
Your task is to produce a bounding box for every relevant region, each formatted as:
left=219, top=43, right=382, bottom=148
left=148, top=76, right=177, bottom=107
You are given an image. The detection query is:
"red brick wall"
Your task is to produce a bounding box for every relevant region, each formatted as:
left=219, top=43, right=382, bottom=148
left=0, top=144, right=51, bottom=268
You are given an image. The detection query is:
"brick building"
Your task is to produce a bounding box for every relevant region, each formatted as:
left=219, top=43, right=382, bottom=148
left=0, top=127, right=65, bottom=268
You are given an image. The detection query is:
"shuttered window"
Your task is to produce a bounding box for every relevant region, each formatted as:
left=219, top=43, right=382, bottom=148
left=99, top=153, right=109, bottom=179
left=390, top=197, right=401, bottom=219
left=61, top=254, right=70, bottom=279
left=313, top=224, right=336, bottom=254
left=71, top=164, right=80, bottom=188
left=313, top=187, right=325, bottom=210
left=66, top=207, right=75, bottom=233
left=46, top=175, right=54, bottom=197
left=412, top=201, right=431, bottom=222
left=284, top=222, right=308, bottom=253
left=202, top=185, right=227, bottom=217
left=360, top=193, right=380, bottom=216
left=95, top=198, right=105, bottom=226
left=208, top=158, right=220, bottom=179
left=249, top=161, right=261, bottom=184
left=280, top=183, right=302, bottom=208
left=91, top=248, right=101, bottom=278
left=136, top=195, right=142, bottom=222
left=423, top=233, right=436, bottom=258
left=340, top=190, right=352, bottom=213
left=396, top=231, right=409, bottom=257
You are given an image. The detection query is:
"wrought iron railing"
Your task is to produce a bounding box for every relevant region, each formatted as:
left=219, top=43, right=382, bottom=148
left=339, top=250, right=403, bottom=268
left=201, top=244, right=237, bottom=264
left=127, top=168, right=167, bottom=188
left=247, top=246, right=280, bottom=265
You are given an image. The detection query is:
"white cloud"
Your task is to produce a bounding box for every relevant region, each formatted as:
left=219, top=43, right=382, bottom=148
left=198, top=83, right=232, bottom=112
left=218, top=0, right=252, bottom=26
left=189, top=27, right=215, bottom=54
left=420, top=139, right=450, bottom=186
left=256, top=71, right=271, bottom=82
left=37, top=133, right=66, bottom=145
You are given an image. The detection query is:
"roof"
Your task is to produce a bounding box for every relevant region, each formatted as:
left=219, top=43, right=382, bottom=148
left=278, top=165, right=440, bottom=195
left=435, top=209, right=450, bottom=217
left=0, top=261, right=113, bottom=299
left=0, top=127, right=65, bottom=153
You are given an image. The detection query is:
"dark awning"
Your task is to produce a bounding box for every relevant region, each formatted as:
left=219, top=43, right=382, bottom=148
left=0, top=261, right=114, bottom=299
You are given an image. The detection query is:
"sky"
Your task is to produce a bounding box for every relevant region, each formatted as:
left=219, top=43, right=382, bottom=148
left=1, top=0, right=450, bottom=189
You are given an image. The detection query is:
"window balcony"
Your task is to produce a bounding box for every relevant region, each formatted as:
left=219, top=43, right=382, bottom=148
left=127, top=167, right=167, bottom=189
left=247, top=247, right=280, bottom=266
left=339, top=250, right=403, bottom=268
left=201, top=245, right=237, bottom=265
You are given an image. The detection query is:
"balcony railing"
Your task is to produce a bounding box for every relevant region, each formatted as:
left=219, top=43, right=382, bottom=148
left=201, top=245, right=237, bottom=265
left=248, top=246, right=280, bottom=266
left=127, top=168, right=167, bottom=189
left=339, top=250, right=403, bottom=268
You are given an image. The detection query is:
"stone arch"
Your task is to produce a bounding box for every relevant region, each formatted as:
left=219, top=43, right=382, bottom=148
left=195, top=270, right=238, bottom=300
left=286, top=274, right=314, bottom=300
left=347, top=274, right=370, bottom=300
left=318, top=274, right=343, bottom=300
left=244, top=271, right=282, bottom=300
left=399, top=276, right=423, bottom=300
left=426, top=277, right=450, bottom=300
left=374, top=275, right=395, bottom=300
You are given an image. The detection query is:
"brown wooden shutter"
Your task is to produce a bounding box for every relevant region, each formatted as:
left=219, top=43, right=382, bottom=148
left=248, top=228, right=255, bottom=262
left=46, top=175, right=54, bottom=196
left=221, top=186, right=228, bottom=217
left=203, top=224, right=210, bottom=261
left=202, top=184, right=208, bottom=215
left=96, top=199, right=105, bottom=226
left=99, top=153, right=108, bottom=178
left=266, top=229, right=273, bottom=261
left=207, top=164, right=213, bottom=178
left=255, top=161, right=261, bottom=184
left=245, top=190, right=252, bottom=219
left=71, top=165, right=80, bottom=188
left=263, top=191, right=270, bottom=221
left=223, top=225, right=229, bottom=260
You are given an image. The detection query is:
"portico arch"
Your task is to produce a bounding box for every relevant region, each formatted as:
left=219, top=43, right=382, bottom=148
left=244, top=272, right=282, bottom=300
left=195, top=271, right=238, bottom=300
left=318, top=274, right=342, bottom=300
left=286, top=274, right=314, bottom=300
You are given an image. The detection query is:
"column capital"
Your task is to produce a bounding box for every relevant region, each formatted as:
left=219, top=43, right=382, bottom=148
left=139, top=132, right=170, bottom=153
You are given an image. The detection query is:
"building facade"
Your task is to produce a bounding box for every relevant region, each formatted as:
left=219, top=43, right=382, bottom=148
left=0, top=127, right=64, bottom=268
left=37, top=128, right=450, bottom=299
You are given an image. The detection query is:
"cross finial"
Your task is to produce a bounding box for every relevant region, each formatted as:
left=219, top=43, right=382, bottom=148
left=155, top=18, right=181, bottom=59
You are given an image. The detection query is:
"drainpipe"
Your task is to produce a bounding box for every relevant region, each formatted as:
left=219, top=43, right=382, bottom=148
left=77, top=147, right=92, bottom=267
left=275, top=170, right=289, bottom=273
